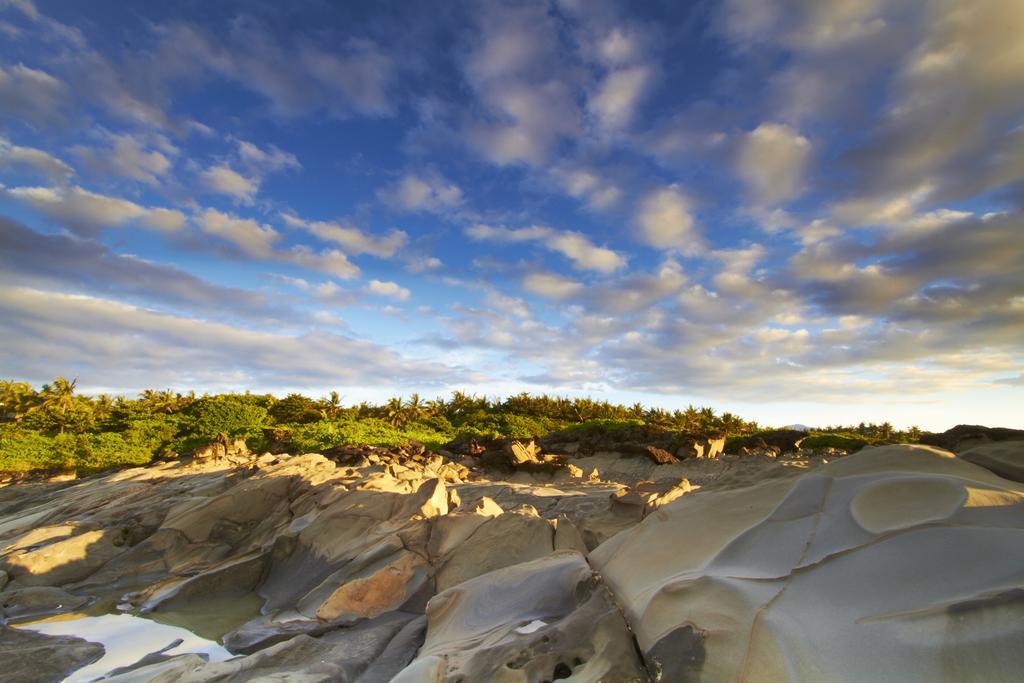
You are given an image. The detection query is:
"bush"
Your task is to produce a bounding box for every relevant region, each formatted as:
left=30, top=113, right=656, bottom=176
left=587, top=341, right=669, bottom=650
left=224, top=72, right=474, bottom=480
left=182, top=398, right=268, bottom=441
left=560, top=418, right=643, bottom=435
left=268, top=394, right=322, bottom=424
left=0, top=426, right=68, bottom=471
left=801, top=433, right=868, bottom=452
left=288, top=417, right=452, bottom=453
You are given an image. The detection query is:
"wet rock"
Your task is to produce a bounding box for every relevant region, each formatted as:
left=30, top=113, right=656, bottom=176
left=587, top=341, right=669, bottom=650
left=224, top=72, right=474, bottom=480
left=0, top=586, right=90, bottom=620
left=0, top=627, right=105, bottom=683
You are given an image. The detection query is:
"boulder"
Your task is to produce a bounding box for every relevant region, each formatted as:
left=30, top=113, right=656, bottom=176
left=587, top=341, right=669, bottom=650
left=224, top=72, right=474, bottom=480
left=0, top=627, right=105, bottom=683
left=396, top=551, right=648, bottom=682
left=611, top=477, right=694, bottom=516
left=643, top=444, right=679, bottom=465
left=959, top=441, right=1024, bottom=482
left=921, top=424, right=1024, bottom=453
left=592, top=445, right=1024, bottom=682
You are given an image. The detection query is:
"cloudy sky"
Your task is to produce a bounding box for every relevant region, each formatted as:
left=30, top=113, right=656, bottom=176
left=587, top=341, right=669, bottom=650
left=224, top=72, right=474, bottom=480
left=1, top=0, right=1022, bottom=429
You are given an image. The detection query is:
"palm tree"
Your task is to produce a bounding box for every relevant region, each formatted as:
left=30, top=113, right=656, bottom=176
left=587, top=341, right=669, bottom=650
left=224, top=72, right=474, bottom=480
left=0, top=381, right=39, bottom=423
left=405, top=393, right=425, bottom=422
left=385, top=397, right=406, bottom=426
left=40, top=376, right=79, bottom=434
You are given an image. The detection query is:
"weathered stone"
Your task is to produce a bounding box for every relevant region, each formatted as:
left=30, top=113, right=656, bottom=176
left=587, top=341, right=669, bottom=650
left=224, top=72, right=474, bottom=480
left=644, top=444, right=679, bottom=465
left=0, top=627, right=105, bottom=683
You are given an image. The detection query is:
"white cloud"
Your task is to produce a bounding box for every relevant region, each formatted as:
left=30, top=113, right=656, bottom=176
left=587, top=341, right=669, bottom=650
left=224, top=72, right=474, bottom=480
left=2, top=184, right=184, bottom=234
left=366, top=279, right=410, bottom=301
left=0, top=137, right=73, bottom=181
left=0, top=287, right=456, bottom=391
left=197, top=208, right=279, bottom=258
left=236, top=139, right=300, bottom=173
left=551, top=166, right=622, bottom=211
left=635, top=186, right=703, bottom=254
left=522, top=272, right=584, bottom=300
left=467, top=223, right=626, bottom=273
left=281, top=213, right=407, bottom=258
left=0, top=63, right=66, bottom=126
left=590, top=65, right=652, bottom=131
left=284, top=245, right=361, bottom=280
left=199, top=164, right=259, bottom=203
left=380, top=172, right=463, bottom=213
left=70, top=132, right=175, bottom=186
left=737, top=122, right=811, bottom=206
left=462, top=2, right=582, bottom=165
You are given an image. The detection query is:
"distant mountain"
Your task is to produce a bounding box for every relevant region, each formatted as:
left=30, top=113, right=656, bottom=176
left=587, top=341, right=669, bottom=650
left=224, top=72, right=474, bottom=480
left=784, top=424, right=812, bottom=432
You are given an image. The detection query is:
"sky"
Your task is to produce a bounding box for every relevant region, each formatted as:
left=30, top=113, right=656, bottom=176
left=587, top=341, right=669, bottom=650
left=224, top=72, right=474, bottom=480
left=0, top=0, right=1022, bottom=430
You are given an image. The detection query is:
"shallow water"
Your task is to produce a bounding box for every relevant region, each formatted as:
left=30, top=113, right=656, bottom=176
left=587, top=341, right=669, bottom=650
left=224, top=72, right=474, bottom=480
left=14, top=613, right=235, bottom=682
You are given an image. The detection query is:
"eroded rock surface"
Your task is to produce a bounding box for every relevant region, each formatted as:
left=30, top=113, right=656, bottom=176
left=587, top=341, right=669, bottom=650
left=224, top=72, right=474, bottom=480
left=2, top=439, right=1019, bottom=682
left=591, top=444, right=1024, bottom=682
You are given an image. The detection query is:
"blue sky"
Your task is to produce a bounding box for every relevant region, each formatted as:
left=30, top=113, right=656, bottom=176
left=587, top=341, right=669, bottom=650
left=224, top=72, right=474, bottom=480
left=0, top=0, right=1022, bottom=430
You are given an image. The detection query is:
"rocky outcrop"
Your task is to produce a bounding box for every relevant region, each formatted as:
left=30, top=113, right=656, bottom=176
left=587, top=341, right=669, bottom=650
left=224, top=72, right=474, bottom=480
left=591, top=444, right=1024, bottom=682
left=959, top=441, right=1024, bottom=482
left=2, top=438, right=1020, bottom=682
left=920, top=424, right=1024, bottom=453
left=0, top=626, right=105, bottom=683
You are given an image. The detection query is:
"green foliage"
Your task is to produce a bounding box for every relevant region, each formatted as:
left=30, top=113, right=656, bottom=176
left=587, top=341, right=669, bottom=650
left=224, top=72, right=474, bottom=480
left=0, top=426, right=152, bottom=473
left=800, top=433, right=869, bottom=452
left=268, top=393, right=322, bottom=424
left=182, top=397, right=268, bottom=441
left=561, top=418, right=644, bottom=434
left=288, top=417, right=452, bottom=452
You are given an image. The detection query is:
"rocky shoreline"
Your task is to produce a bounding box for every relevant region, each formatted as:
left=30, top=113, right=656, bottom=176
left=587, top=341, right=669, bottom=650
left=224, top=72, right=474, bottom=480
left=0, top=428, right=1021, bottom=682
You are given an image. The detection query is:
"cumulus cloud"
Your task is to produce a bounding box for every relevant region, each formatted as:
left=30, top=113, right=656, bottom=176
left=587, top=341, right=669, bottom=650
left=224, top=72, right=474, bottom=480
left=1, top=183, right=185, bottom=235
left=199, top=164, right=259, bottom=203
left=462, top=1, right=581, bottom=165
left=284, top=245, right=361, bottom=280
left=197, top=208, right=279, bottom=258
left=281, top=213, right=407, bottom=258
left=737, top=122, right=811, bottom=206
left=0, top=63, right=66, bottom=126
left=0, top=217, right=293, bottom=322
left=467, top=223, right=626, bottom=273
left=635, top=186, right=703, bottom=254
left=522, top=272, right=584, bottom=300
left=589, top=65, right=652, bottom=131
left=379, top=171, right=463, bottom=213
left=365, top=279, right=411, bottom=301
left=0, top=287, right=457, bottom=391
left=0, top=137, right=73, bottom=181
left=551, top=165, right=622, bottom=210
left=70, top=132, right=175, bottom=186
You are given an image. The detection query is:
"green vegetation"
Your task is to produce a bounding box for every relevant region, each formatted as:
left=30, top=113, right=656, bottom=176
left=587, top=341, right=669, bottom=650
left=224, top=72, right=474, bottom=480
left=0, top=378, right=928, bottom=476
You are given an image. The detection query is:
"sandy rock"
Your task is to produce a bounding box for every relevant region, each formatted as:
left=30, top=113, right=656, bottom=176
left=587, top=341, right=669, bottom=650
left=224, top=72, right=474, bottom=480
left=960, top=441, right=1024, bottom=482
left=643, top=444, right=679, bottom=465
left=0, top=585, right=90, bottom=620
left=610, top=477, right=693, bottom=516
left=592, top=445, right=1024, bottom=682
left=0, top=627, right=105, bottom=683
left=397, top=551, right=648, bottom=682
left=1, top=528, right=127, bottom=587
left=435, top=512, right=555, bottom=591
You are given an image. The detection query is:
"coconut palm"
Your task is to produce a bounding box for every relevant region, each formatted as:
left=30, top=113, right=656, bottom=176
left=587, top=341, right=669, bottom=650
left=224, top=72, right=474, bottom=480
left=40, top=376, right=79, bottom=434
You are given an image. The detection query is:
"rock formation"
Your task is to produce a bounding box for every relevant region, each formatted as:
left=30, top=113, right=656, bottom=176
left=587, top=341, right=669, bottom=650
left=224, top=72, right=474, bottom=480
left=0, top=439, right=1020, bottom=682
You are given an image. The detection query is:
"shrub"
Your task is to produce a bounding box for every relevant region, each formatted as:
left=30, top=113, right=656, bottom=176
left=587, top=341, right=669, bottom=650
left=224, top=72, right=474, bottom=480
left=268, top=394, right=322, bottom=424
left=182, top=397, right=268, bottom=441
left=288, top=417, right=452, bottom=453
left=0, top=426, right=67, bottom=471
left=801, top=433, right=868, bottom=452
left=560, top=418, right=644, bottom=435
